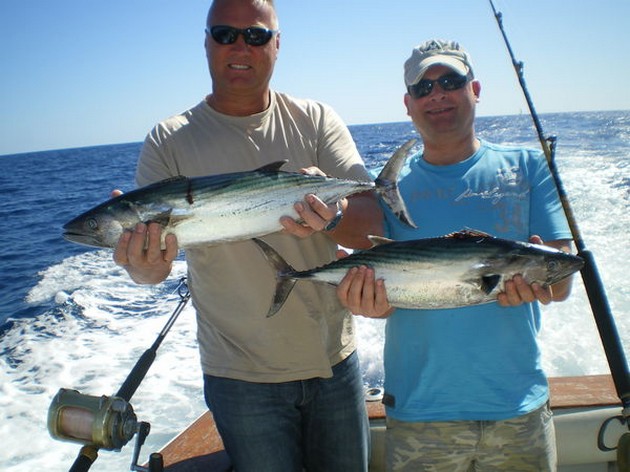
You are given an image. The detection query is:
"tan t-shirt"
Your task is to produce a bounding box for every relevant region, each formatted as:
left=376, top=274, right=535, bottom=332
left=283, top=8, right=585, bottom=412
left=136, top=91, right=371, bottom=382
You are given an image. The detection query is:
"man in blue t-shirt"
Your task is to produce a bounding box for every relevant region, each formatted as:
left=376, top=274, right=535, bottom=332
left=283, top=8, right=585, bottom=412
left=337, top=39, right=575, bottom=471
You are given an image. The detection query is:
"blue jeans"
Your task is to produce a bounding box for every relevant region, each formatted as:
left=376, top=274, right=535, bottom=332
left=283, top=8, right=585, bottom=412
left=203, top=351, right=369, bottom=472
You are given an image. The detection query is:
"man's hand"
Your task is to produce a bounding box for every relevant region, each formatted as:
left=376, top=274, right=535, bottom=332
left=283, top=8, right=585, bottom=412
left=496, top=235, right=572, bottom=307
left=280, top=166, right=343, bottom=237
left=111, top=189, right=178, bottom=285
left=281, top=193, right=343, bottom=237
left=497, top=273, right=553, bottom=307
left=279, top=167, right=384, bottom=250
left=337, top=266, right=394, bottom=319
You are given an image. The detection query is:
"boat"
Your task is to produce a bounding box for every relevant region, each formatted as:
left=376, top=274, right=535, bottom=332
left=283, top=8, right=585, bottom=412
left=155, top=374, right=627, bottom=471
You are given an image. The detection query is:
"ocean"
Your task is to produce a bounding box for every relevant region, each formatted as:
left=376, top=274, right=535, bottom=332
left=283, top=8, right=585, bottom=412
left=0, top=110, right=628, bottom=471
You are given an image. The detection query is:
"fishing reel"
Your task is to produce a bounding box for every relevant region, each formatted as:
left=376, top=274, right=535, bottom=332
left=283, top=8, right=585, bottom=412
left=48, top=388, right=162, bottom=471
left=48, top=388, right=138, bottom=450
left=48, top=278, right=190, bottom=471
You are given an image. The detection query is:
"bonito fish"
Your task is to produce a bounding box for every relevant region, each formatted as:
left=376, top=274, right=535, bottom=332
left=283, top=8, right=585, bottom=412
left=63, top=140, right=416, bottom=249
left=254, top=230, right=583, bottom=316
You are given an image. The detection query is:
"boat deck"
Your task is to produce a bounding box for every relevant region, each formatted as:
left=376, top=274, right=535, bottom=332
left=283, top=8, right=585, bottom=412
left=156, top=375, right=622, bottom=471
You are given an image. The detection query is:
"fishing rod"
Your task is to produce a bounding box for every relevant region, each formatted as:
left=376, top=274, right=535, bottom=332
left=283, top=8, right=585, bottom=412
left=47, top=277, right=191, bottom=472
left=488, top=0, right=629, bottom=463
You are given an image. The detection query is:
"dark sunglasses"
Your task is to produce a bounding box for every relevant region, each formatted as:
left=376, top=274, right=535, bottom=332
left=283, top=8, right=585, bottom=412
left=407, top=73, right=469, bottom=99
left=207, top=25, right=277, bottom=46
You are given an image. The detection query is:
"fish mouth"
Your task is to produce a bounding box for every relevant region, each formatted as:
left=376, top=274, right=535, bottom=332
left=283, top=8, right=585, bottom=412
left=62, top=231, right=107, bottom=248
left=547, top=255, right=584, bottom=285
left=62, top=219, right=108, bottom=248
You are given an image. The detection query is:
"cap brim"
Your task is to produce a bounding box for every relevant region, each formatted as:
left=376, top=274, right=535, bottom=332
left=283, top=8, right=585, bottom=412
left=406, top=57, right=469, bottom=86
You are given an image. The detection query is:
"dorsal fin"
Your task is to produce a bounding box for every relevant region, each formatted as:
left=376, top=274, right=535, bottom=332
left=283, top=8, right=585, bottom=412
left=159, top=175, right=189, bottom=184
left=443, top=228, right=494, bottom=240
left=367, top=235, right=394, bottom=248
left=135, top=175, right=189, bottom=193
left=256, top=160, right=289, bottom=172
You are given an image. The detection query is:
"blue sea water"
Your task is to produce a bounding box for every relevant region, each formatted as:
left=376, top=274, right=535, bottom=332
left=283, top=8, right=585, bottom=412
left=0, top=111, right=628, bottom=471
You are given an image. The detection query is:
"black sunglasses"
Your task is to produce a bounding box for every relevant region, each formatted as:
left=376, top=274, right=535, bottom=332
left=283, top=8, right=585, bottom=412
left=407, top=73, right=469, bottom=99
left=207, top=25, right=277, bottom=46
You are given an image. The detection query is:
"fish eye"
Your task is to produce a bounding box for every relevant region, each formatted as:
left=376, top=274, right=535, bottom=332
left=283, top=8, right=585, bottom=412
left=87, top=218, right=99, bottom=230
left=547, top=260, right=559, bottom=272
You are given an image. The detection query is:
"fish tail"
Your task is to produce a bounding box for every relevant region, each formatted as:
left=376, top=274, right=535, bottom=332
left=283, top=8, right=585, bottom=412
left=374, top=139, right=417, bottom=228
left=252, top=239, right=298, bottom=317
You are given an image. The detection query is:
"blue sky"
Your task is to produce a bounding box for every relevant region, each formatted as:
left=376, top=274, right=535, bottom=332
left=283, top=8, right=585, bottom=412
left=2, top=0, right=629, bottom=156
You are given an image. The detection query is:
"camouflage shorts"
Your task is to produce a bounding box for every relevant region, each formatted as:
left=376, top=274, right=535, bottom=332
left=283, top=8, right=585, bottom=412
left=386, top=403, right=557, bottom=471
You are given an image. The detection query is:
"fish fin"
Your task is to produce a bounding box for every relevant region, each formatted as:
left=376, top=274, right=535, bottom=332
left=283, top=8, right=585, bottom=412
left=155, top=175, right=188, bottom=184
left=136, top=175, right=190, bottom=195
left=444, top=228, right=494, bottom=240
left=367, top=235, right=394, bottom=248
left=252, top=238, right=298, bottom=317
left=268, top=279, right=298, bottom=317
left=144, top=209, right=173, bottom=227
left=480, top=274, right=502, bottom=294
left=256, top=160, right=289, bottom=172
left=374, top=139, right=417, bottom=228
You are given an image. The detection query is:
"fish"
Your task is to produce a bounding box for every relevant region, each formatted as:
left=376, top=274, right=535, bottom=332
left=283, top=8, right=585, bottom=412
left=62, top=140, right=417, bottom=249
left=253, top=230, right=584, bottom=316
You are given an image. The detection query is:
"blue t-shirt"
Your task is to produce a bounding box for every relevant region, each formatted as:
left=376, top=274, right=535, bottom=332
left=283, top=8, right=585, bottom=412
left=380, top=139, right=571, bottom=422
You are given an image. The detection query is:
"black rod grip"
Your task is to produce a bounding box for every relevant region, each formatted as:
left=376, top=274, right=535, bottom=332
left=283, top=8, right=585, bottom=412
left=115, top=348, right=157, bottom=401
left=68, top=445, right=98, bottom=472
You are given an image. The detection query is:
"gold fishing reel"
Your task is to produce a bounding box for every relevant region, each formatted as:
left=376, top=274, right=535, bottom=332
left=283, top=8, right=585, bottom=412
left=48, top=388, right=138, bottom=451
left=48, top=278, right=190, bottom=470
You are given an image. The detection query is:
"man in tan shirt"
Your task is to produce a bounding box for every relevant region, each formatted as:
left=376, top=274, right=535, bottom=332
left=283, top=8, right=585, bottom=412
left=113, top=1, right=382, bottom=471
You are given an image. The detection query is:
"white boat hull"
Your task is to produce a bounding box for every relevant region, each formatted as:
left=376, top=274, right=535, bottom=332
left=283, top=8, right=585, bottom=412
left=367, top=406, right=625, bottom=471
